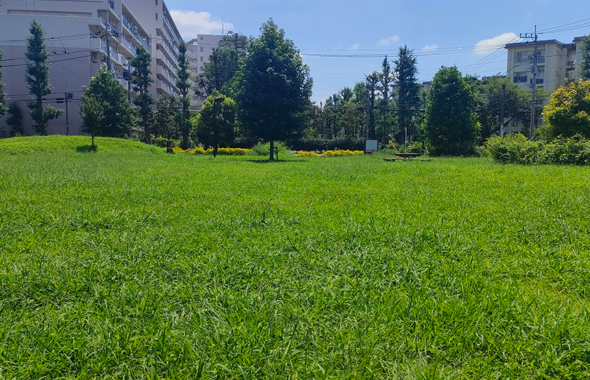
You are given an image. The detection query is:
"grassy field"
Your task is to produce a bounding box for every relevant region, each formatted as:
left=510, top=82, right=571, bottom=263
left=1, top=137, right=590, bottom=379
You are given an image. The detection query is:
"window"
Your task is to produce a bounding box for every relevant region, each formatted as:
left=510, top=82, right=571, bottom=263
left=155, top=0, right=158, bottom=5
left=200, top=47, right=203, bottom=52
left=513, top=73, right=528, bottom=83
left=200, top=56, right=203, bottom=62
left=155, top=13, right=158, bottom=20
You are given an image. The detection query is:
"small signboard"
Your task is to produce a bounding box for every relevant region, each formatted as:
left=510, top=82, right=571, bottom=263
left=365, top=139, right=378, bottom=153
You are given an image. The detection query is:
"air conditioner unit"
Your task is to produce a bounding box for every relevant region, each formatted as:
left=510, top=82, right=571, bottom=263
left=91, top=52, right=98, bottom=63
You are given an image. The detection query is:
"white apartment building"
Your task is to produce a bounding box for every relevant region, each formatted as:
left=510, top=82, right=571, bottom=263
left=187, top=34, right=224, bottom=110
left=0, top=0, right=182, bottom=136
left=124, top=0, right=183, bottom=98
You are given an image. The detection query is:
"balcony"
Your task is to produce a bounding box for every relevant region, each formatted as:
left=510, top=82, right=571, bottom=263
left=123, top=15, right=150, bottom=50
left=156, top=80, right=178, bottom=96
left=156, top=48, right=178, bottom=72
left=163, top=16, right=181, bottom=44
left=119, top=36, right=136, bottom=56
left=157, top=65, right=176, bottom=86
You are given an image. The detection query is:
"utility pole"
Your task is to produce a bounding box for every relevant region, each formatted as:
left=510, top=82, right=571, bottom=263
left=65, top=91, right=69, bottom=136
left=520, top=26, right=539, bottom=138
left=500, top=83, right=506, bottom=138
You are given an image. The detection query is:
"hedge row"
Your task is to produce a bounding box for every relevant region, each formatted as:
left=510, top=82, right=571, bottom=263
left=232, top=137, right=366, bottom=151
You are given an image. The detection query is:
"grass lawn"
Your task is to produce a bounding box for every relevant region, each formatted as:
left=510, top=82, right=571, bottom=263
left=1, top=136, right=590, bottom=379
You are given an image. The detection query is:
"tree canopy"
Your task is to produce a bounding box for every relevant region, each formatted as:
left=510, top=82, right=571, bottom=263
left=425, top=66, right=478, bottom=156
left=580, top=35, right=590, bottom=81
left=194, top=92, right=237, bottom=150
left=235, top=19, right=312, bottom=160
left=176, top=41, right=192, bottom=149
left=542, top=80, right=590, bottom=138
left=0, top=47, right=6, bottom=117
left=131, top=45, right=154, bottom=143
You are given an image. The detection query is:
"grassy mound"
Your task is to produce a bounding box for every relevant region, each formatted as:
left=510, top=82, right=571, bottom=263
left=0, top=135, right=162, bottom=154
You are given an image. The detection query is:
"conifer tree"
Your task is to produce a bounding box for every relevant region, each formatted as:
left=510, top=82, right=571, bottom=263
left=25, top=20, right=62, bottom=135
left=176, top=41, right=192, bottom=149
left=131, top=45, right=154, bottom=143
left=394, top=45, right=420, bottom=144
left=6, top=103, right=24, bottom=136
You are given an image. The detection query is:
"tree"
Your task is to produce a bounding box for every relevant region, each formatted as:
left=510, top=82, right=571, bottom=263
left=235, top=19, right=312, bottom=160
left=394, top=45, right=421, bottom=144
left=425, top=66, right=478, bottom=156
left=473, top=76, right=531, bottom=141
left=580, top=35, right=590, bottom=81
left=131, top=45, right=154, bottom=144
left=6, top=103, right=24, bottom=136
left=82, top=64, right=136, bottom=137
left=80, top=95, right=105, bottom=147
left=176, top=41, right=192, bottom=149
left=0, top=47, right=6, bottom=117
left=379, top=56, right=394, bottom=101
left=365, top=72, right=380, bottom=139
left=152, top=93, right=180, bottom=146
left=25, top=20, right=62, bottom=135
left=542, top=80, right=590, bottom=138
left=195, top=92, right=237, bottom=149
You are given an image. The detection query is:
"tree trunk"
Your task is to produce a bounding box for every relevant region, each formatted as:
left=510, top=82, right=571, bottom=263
left=92, top=134, right=95, bottom=147
left=182, top=125, right=189, bottom=150
left=269, top=140, right=275, bottom=161
left=144, top=115, right=151, bottom=144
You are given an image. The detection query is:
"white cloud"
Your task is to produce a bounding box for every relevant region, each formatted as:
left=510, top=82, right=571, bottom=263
left=379, top=35, right=400, bottom=46
left=350, top=43, right=360, bottom=50
left=474, top=33, right=520, bottom=55
left=169, top=10, right=234, bottom=39
left=423, top=44, right=438, bottom=51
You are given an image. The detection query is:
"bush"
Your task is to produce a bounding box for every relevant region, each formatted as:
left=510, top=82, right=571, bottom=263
left=296, top=151, right=319, bottom=157
left=249, top=142, right=289, bottom=156
left=486, top=133, right=590, bottom=165
left=173, top=147, right=251, bottom=155
left=321, top=150, right=364, bottom=157
left=407, top=141, right=425, bottom=154
left=153, top=137, right=179, bottom=148
left=285, top=137, right=365, bottom=151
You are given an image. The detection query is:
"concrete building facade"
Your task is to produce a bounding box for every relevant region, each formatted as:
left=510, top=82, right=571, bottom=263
left=187, top=34, right=224, bottom=110
left=0, top=0, right=182, bottom=136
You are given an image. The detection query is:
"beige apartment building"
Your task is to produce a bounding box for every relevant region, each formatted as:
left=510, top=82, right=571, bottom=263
left=504, top=37, right=585, bottom=131
left=0, top=0, right=183, bottom=136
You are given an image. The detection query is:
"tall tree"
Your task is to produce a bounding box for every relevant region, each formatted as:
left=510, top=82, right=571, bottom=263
left=152, top=93, right=180, bottom=147
left=542, top=80, right=590, bottom=138
left=176, top=41, right=192, bottom=149
left=130, top=45, right=154, bottom=144
left=6, top=103, right=24, bottom=136
left=365, top=72, right=380, bottom=139
left=80, top=95, right=106, bottom=147
left=579, top=35, right=590, bottom=81
left=379, top=56, right=394, bottom=101
left=25, top=21, right=62, bottom=135
left=394, top=45, right=420, bottom=144
left=0, top=47, right=6, bottom=117
left=235, top=19, right=312, bottom=160
left=81, top=64, right=136, bottom=137
left=425, top=66, right=478, bottom=156
left=195, top=92, right=237, bottom=149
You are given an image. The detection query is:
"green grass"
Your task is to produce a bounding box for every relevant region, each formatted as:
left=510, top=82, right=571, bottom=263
left=0, top=135, right=162, bottom=154
left=1, top=137, right=590, bottom=379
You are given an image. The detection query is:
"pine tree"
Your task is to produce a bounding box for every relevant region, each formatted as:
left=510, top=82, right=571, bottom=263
left=0, top=47, right=6, bottom=117
left=81, top=64, right=136, bottom=138
left=365, top=72, right=380, bottom=139
left=580, top=35, right=590, bottom=81
left=25, top=20, right=62, bottom=135
left=235, top=19, right=312, bottom=160
left=394, top=45, right=420, bottom=144
left=176, top=41, right=192, bottom=149
left=131, top=45, right=154, bottom=144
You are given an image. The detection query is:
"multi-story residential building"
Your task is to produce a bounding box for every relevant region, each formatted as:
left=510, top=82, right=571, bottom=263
left=124, top=0, right=183, bottom=98
left=187, top=34, right=224, bottom=110
left=0, top=0, right=153, bottom=135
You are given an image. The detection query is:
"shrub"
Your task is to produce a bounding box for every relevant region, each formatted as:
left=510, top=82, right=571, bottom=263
left=249, top=141, right=289, bottom=156
left=321, top=150, right=364, bottom=157
left=296, top=151, right=319, bottom=157
left=407, top=141, right=425, bottom=154
left=285, top=137, right=365, bottom=151
left=486, top=133, right=590, bottom=165
left=154, top=137, right=179, bottom=148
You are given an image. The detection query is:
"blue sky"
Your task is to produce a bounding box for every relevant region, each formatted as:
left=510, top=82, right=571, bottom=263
left=168, top=0, right=590, bottom=102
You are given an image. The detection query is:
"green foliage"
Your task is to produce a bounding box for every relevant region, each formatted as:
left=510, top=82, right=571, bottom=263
left=394, top=45, right=421, bottom=143
left=0, top=47, right=6, bottom=117
left=6, top=103, right=24, bottom=137
left=235, top=19, right=312, bottom=160
left=176, top=41, right=192, bottom=149
left=79, top=95, right=106, bottom=147
left=194, top=92, right=237, bottom=148
left=249, top=141, right=288, bottom=156
left=131, top=45, right=154, bottom=143
left=152, top=93, right=180, bottom=144
left=486, top=133, right=590, bottom=165
left=425, top=66, right=478, bottom=156
left=25, top=20, right=62, bottom=135
left=82, top=65, right=136, bottom=137
left=153, top=136, right=179, bottom=148
left=473, top=75, right=531, bottom=141
left=580, top=35, right=590, bottom=81
left=542, top=80, right=590, bottom=139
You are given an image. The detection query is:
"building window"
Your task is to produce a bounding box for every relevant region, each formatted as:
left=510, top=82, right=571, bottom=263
left=200, top=56, right=203, bottom=62
left=513, top=73, right=528, bottom=83
left=200, top=66, right=203, bottom=71
left=200, top=47, right=203, bottom=52
left=156, top=0, right=158, bottom=4
left=155, top=13, right=158, bottom=20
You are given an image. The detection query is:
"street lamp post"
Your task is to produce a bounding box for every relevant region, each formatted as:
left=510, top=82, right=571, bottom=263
left=212, top=97, right=225, bottom=157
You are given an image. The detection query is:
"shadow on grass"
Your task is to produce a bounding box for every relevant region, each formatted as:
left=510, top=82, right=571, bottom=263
left=76, top=145, right=98, bottom=153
